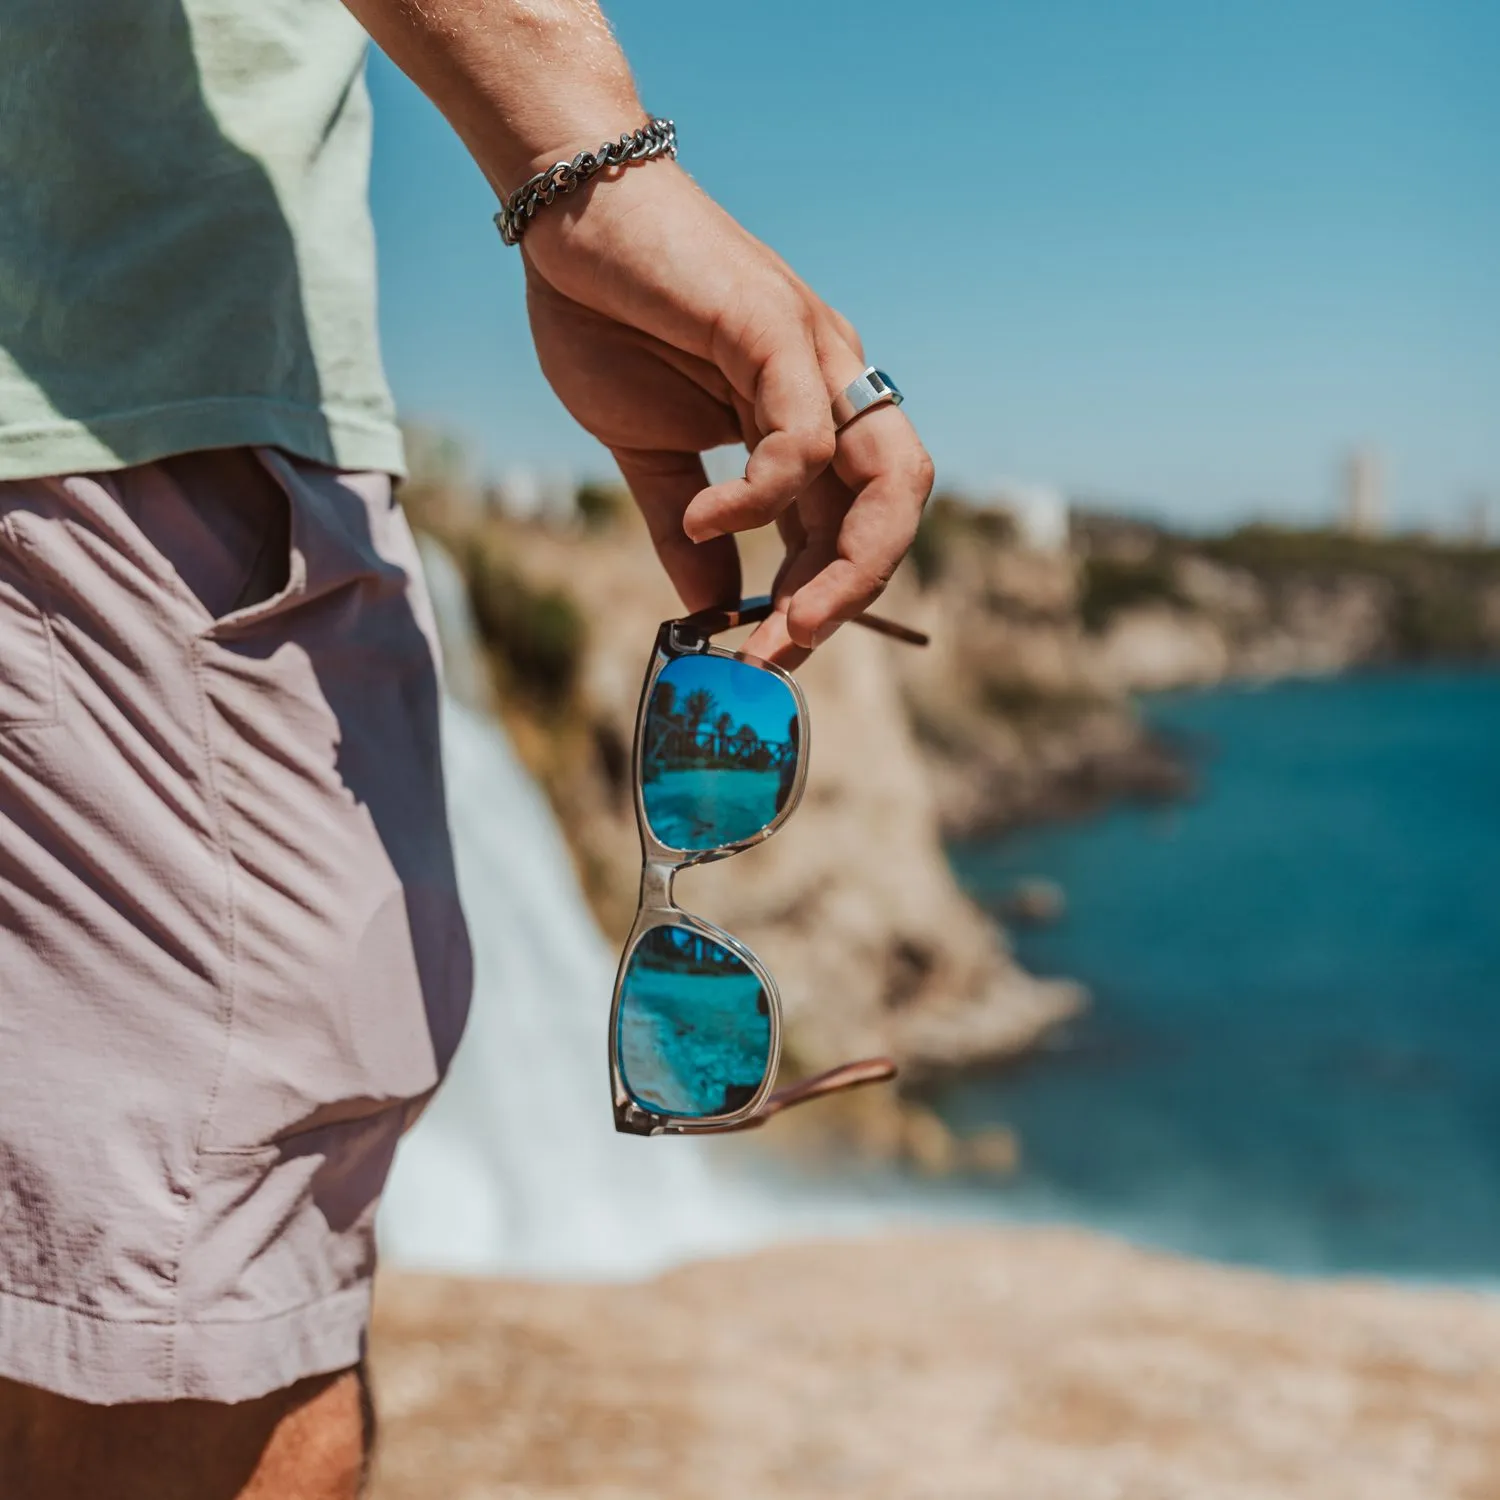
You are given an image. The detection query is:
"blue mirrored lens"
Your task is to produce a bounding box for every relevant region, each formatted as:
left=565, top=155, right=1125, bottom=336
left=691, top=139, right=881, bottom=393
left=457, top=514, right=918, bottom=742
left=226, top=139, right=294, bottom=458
left=617, top=925, right=772, bottom=1119
left=641, top=655, right=800, bottom=851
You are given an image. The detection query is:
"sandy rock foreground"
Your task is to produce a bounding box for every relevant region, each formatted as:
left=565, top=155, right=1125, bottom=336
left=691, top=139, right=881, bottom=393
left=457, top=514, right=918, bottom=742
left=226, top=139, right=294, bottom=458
left=368, top=1228, right=1500, bottom=1500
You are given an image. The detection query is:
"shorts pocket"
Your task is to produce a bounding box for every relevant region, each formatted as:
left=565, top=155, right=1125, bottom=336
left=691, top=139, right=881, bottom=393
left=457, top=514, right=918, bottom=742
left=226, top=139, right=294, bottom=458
left=180, top=1107, right=405, bottom=1327
left=133, top=449, right=295, bottom=627
left=0, top=512, right=59, bottom=728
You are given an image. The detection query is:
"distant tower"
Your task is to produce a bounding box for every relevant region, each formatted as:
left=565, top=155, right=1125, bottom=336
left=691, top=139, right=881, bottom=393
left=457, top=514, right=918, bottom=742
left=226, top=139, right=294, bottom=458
left=1340, top=448, right=1385, bottom=537
left=1469, top=493, right=1495, bottom=547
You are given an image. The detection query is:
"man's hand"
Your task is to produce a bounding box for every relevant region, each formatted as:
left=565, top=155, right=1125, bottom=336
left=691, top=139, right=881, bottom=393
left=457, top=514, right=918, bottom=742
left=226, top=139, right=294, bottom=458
left=521, top=162, right=933, bottom=667
left=338, top=0, right=933, bottom=664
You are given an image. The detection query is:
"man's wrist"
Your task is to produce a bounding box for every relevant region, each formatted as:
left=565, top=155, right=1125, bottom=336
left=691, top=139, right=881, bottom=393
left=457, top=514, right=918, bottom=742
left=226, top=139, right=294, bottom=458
left=476, top=101, right=647, bottom=198
left=495, top=116, right=676, bottom=246
left=508, top=106, right=654, bottom=186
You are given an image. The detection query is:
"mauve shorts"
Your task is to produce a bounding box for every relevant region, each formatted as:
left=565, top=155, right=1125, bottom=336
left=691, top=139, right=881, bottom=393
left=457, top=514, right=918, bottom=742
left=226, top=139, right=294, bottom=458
left=0, top=448, right=473, bottom=1404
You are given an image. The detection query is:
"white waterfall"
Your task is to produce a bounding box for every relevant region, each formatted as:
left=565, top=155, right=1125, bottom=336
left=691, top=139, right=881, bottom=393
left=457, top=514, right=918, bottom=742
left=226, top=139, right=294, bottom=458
left=378, top=540, right=891, bottom=1279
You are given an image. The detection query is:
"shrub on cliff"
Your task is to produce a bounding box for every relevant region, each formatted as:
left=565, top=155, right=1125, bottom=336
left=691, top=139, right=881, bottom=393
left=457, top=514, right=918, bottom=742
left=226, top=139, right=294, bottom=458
left=1079, top=555, right=1185, bottom=632
left=465, top=531, right=586, bottom=711
left=574, top=480, right=630, bottom=532
left=1203, top=526, right=1500, bottom=659
left=1204, top=525, right=1500, bottom=583
left=1391, top=585, right=1487, bottom=658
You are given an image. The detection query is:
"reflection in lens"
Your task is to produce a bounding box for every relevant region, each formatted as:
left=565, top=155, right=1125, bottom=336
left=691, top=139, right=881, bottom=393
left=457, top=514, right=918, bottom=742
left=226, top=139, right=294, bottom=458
left=641, top=654, right=801, bottom=851
left=617, top=925, right=772, bottom=1119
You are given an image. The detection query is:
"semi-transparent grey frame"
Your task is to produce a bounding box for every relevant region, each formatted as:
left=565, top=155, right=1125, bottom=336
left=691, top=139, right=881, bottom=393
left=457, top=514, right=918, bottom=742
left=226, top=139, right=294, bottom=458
left=609, top=595, right=926, bottom=1136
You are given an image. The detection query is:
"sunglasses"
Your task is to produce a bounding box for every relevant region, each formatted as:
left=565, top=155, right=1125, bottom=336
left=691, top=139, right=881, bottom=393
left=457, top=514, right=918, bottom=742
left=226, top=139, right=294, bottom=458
left=610, top=595, right=930, bottom=1136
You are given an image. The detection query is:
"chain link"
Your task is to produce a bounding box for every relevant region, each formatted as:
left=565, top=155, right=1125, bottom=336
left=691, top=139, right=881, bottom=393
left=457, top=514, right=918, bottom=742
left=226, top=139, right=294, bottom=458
left=494, top=117, right=677, bottom=247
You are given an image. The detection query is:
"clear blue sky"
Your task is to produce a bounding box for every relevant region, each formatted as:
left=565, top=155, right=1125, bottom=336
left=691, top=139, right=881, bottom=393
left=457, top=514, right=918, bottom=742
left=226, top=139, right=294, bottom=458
left=367, top=0, right=1499, bottom=532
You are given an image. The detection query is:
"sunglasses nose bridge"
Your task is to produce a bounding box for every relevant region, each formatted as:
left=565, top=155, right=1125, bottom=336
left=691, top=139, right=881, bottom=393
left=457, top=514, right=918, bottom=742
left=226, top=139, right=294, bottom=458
left=637, top=859, right=676, bottom=913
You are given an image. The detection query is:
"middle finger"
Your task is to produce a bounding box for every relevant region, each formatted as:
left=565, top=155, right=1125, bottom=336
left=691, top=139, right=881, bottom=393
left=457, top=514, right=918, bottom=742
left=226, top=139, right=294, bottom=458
left=785, top=404, right=933, bottom=650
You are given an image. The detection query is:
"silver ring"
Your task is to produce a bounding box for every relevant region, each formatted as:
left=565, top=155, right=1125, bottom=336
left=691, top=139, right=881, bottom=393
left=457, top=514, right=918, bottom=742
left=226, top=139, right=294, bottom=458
left=832, top=366, right=903, bottom=430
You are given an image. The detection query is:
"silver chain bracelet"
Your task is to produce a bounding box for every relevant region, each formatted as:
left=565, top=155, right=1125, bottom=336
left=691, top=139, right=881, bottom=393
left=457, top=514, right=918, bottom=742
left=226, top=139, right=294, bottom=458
left=493, top=117, right=677, bottom=247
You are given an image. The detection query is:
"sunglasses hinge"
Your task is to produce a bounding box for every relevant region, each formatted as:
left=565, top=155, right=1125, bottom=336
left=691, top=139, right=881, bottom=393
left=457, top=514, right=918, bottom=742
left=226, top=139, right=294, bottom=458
left=615, top=1103, right=664, bottom=1136
left=667, top=621, right=709, bottom=654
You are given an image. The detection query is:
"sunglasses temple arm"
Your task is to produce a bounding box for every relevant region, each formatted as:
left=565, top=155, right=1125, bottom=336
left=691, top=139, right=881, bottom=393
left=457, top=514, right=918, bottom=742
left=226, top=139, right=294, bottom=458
left=683, top=597, right=929, bottom=649
left=710, top=1057, right=899, bottom=1133
left=851, top=612, right=930, bottom=647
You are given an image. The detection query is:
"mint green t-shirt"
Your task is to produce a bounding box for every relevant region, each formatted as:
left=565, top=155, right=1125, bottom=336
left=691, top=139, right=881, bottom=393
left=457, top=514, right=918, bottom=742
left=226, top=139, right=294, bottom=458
left=0, top=0, right=404, bottom=481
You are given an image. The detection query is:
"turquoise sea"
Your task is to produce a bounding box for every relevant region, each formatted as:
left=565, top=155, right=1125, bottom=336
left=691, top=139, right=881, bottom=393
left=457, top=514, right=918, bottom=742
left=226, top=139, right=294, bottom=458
left=939, top=668, right=1500, bottom=1281
left=644, top=766, right=784, bottom=851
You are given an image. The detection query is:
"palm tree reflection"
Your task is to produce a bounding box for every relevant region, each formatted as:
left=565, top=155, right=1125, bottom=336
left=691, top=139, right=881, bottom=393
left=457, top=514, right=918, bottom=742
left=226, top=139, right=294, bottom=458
left=644, top=680, right=796, bottom=781
left=641, top=661, right=800, bottom=850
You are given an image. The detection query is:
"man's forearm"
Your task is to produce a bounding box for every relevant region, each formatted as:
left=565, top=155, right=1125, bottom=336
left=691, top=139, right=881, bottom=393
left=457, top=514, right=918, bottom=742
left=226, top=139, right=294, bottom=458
left=341, top=0, right=646, bottom=193
left=347, top=0, right=935, bottom=665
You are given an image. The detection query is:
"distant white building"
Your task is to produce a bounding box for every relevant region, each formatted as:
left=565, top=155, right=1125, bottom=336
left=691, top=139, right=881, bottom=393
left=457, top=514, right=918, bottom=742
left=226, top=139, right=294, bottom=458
left=490, top=468, right=578, bottom=524
left=985, top=481, right=1071, bottom=552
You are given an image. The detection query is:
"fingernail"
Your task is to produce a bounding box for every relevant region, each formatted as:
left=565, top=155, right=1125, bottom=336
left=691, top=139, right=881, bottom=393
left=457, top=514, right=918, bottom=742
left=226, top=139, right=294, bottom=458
left=685, top=521, right=723, bottom=542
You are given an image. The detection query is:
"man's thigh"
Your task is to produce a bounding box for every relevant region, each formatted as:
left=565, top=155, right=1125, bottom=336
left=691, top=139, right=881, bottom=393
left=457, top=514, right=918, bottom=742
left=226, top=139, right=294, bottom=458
left=0, top=1365, right=371, bottom=1500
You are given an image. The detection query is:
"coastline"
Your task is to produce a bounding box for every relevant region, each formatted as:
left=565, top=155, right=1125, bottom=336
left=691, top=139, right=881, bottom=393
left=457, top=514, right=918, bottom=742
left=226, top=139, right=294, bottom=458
left=369, top=1223, right=1500, bottom=1500
left=897, top=510, right=1500, bottom=843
